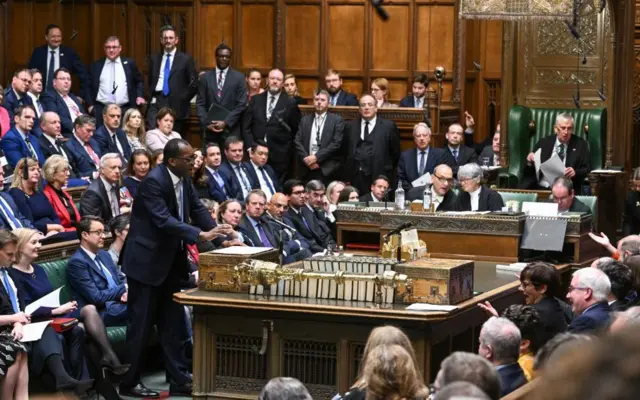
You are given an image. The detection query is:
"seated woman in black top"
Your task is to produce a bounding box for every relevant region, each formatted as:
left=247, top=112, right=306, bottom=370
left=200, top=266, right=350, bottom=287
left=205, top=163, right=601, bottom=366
left=124, top=149, right=152, bottom=198
left=623, top=167, right=640, bottom=236
left=10, top=228, right=128, bottom=398
left=456, top=163, right=504, bottom=211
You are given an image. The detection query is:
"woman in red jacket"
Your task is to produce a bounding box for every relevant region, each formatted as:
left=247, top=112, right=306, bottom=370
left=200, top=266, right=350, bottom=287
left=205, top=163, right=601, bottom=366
left=41, top=155, right=81, bottom=230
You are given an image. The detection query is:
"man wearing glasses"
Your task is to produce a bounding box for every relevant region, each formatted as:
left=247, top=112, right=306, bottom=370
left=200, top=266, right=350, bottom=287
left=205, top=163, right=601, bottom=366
left=87, top=35, right=145, bottom=126
left=147, top=25, right=197, bottom=134
left=566, top=267, right=612, bottom=333
left=3, top=69, right=35, bottom=122
left=414, top=164, right=458, bottom=211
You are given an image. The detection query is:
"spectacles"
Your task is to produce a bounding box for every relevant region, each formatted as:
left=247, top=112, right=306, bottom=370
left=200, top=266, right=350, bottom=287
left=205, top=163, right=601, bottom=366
left=568, top=285, right=588, bottom=292
left=433, top=174, right=453, bottom=184
left=104, top=45, right=120, bottom=50
left=89, top=230, right=106, bottom=236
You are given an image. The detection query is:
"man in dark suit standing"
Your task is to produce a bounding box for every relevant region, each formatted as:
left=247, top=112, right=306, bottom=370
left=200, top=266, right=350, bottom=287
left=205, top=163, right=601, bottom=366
left=325, top=69, right=358, bottom=106
left=284, top=179, right=335, bottom=253
left=294, top=89, right=344, bottom=183
left=567, top=267, right=612, bottom=333
left=478, top=317, right=527, bottom=397
left=119, top=139, right=233, bottom=397
left=243, top=69, right=301, bottom=182
left=1, top=106, right=46, bottom=168
left=64, top=115, right=102, bottom=180
left=455, top=163, right=504, bottom=212
left=28, top=24, right=89, bottom=96
left=443, top=122, right=478, bottom=175
left=244, top=140, right=281, bottom=201
left=40, top=68, right=85, bottom=137
left=80, top=153, right=129, bottom=222
left=196, top=43, right=247, bottom=147
left=520, top=113, right=591, bottom=190
left=93, top=103, right=132, bottom=165
left=397, top=122, right=447, bottom=193
left=87, top=36, right=145, bottom=126
left=399, top=74, right=429, bottom=109
left=343, top=94, right=401, bottom=195
left=3, top=69, right=35, bottom=122
left=147, top=25, right=198, bottom=134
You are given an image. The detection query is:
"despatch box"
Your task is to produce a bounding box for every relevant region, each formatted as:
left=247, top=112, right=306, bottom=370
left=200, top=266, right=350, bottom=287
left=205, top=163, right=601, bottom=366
left=198, top=248, right=281, bottom=292
left=394, top=258, right=474, bottom=305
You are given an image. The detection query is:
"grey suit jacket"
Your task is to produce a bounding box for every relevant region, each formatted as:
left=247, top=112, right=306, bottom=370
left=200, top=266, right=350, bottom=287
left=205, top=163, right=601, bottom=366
left=196, top=67, right=248, bottom=134
left=294, top=112, right=345, bottom=177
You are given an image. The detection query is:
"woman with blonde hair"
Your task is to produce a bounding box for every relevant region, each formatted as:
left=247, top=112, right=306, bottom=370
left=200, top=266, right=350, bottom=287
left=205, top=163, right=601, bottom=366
left=122, top=108, right=146, bottom=151
left=41, top=155, right=81, bottom=231
left=371, top=78, right=397, bottom=108
left=284, top=74, right=307, bottom=105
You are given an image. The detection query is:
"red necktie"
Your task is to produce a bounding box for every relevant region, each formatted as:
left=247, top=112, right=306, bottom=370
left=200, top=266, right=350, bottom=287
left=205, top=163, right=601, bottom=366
left=85, top=143, right=101, bottom=166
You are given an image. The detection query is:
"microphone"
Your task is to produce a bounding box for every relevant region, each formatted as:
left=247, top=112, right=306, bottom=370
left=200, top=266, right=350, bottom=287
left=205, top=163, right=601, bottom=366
left=371, top=0, right=389, bottom=20
left=565, top=21, right=581, bottom=39
left=273, top=109, right=291, bottom=133
left=383, top=222, right=413, bottom=239
left=264, top=213, right=297, bottom=233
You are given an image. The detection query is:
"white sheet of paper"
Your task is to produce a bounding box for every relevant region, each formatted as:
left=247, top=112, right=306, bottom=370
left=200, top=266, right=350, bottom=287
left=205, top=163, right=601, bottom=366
left=522, top=202, right=558, bottom=216
left=211, top=246, right=273, bottom=255
left=406, top=303, right=458, bottom=312
left=540, top=153, right=566, bottom=183
left=20, top=321, right=52, bottom=342
left=411, top=172, right=432, bottom=188
left=533, top=149, right=542, bottom=178
left=443, top=211, right=491, bottom=215
left=401, top=229, right=419, bottom=245
left=25, top=287, right=62, bottom=315
left=590, top=169, right=624, bottom=174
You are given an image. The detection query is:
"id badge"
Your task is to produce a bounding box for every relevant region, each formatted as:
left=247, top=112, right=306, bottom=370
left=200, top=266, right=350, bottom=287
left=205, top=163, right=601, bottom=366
left=151, top=97, right=157, bottom=104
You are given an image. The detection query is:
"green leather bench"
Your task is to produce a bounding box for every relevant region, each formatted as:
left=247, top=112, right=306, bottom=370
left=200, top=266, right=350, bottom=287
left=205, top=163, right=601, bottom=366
left=498, top=191, right=538, bottom=207
left=39, top=259, right=128, bottom=348
left=501, top=106, right=607, bottom=188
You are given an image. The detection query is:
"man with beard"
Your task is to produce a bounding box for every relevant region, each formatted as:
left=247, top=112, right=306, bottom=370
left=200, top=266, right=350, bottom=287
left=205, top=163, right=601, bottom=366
left=325, top=69, right=358, bottom=106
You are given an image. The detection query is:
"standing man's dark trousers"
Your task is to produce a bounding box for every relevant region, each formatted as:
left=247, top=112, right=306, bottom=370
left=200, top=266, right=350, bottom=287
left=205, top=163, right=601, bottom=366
left=352, top=170, right=373, bottom=198
left=121, top=262, right=192, bottom=389
left=146, top=92, right=188, bottom=135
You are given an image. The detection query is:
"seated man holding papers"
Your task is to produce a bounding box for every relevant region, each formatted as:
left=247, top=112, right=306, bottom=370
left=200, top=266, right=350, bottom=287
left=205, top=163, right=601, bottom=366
left=455, top=163, right=504, bottom=212
left=551, top=176, right=592, bottom=214
left=520, top=113, right=591, bottom=190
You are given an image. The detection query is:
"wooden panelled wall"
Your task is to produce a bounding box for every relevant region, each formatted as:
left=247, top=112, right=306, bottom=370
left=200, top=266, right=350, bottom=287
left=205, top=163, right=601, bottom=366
left=0, top=0, right=503, bottom=144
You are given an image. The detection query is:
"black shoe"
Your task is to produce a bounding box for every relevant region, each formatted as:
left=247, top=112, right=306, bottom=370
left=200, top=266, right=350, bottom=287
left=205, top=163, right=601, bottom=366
left=101, top=359, right=131, bottom=376
left=169, top=382, right=193, bottom=396
left=119, top=383, right=160, bottom=398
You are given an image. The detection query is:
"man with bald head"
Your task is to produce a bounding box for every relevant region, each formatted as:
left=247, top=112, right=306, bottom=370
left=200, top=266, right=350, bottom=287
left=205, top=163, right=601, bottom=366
left=243, top=68, right=301, bottom=182
left=265, top=192, right=312, bottom=261
left=413, top=164, right=458, bottom=210
left=343, top=93, right=400, bottom=194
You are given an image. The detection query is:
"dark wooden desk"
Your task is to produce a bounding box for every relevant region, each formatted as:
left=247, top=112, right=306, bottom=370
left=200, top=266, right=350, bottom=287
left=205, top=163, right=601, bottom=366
left=175, top=262, right=572, bottom=399
left=336, top=208, right=599, bottom=266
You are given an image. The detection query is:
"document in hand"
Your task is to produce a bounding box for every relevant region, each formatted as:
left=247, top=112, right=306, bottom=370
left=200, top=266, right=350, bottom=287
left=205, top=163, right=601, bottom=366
left=205, top=103, right=231, bottom=126
left=21, top=321, right=52, bottom=342
left=25, top=287, right=62, bottom=318
left=539, top=153, right=566, bottom=183
left=411, top=172, right=432, bottom=188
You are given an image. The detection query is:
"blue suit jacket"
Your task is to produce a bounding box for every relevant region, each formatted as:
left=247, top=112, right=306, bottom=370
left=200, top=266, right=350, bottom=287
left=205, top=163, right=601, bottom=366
left=397, top=147, right=447, bottom=192
left=497, top=363, right=527, bottom=397
left=0, top=192, right=35, bottom=230
left=218, top=160, right=257, bottom=201
left=63, top=137, right=102, bottom=179
left=87, top=57, right=144, bottom=106
left=67, top=247, right=127, bottom=319
left=568, top=301, right=612, bottom=333
left=3, top=90, right=34, bottom=122
left=28, top=45, right=89, bottom=98
left=93, top=125, right=132, bottom=162
left=244, top=162, right=282, bottom=194
left=203, top=167, right=231, bottom=203
left=40, top=90, right=85, bottom=136
left=122, top=164, right=217, bottom=286
left=0, top=127, right=45, bottom=168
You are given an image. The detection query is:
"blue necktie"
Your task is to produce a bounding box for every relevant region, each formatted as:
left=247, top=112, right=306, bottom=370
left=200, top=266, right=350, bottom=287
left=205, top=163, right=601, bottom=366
left=419, top=151, right=426, bottom=175
left=255, top=222, right=272, bottom=247
left=95, top=257, right=117, bottom=289
left=0, top=197, right=22, bottom=229
left=2, top=270, right=19, bottom=313
left=162, top=53, right=171, bottom=96
left=259, top=167, right=275, bottom=195
left=301, top=213, right=311, bottom=232
left=47, top=50, right=55, bottom=91
left=213, top=171, right=228, bottom=196
left=453, top=149, right=458, bottom=162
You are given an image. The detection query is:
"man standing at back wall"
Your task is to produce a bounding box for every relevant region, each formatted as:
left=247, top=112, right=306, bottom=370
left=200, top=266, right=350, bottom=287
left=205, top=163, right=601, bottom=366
left=147, top=25, right=198, bottom=135
left=196, top=43, right=247, bottom=148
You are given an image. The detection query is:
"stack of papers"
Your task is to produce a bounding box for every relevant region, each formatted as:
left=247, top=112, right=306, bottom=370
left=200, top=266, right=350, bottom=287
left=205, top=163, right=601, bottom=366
left=406, top=303, right=458, bottom=312
left=496, top=262, right=528, bottom=273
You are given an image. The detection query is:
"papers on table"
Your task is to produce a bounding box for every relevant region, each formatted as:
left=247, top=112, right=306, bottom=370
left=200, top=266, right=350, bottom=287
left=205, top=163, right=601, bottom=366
left=496, top=262, right=528, bottom=273
left=21, top=321, right=52, bottom=342
left=522, top=202, right=558, bottom=216
left=25, top=287, right=62, bottom=317
left=211, top=246, right=273, bottom=255
left=411, top=172, right=432, bottom=188
left=590, top=169, right=624, bottom=174
left=401, top=229, right=419, bottom=244
left=406, top=303, right=458, bottom=312
left=443, top=211, right=491, bottom=215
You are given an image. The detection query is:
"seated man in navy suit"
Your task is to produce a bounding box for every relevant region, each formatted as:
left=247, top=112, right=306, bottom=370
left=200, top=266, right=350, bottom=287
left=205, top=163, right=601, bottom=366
left=265, top=192, right=312, bottom=262
left=244, top=140, right=281, bottom=202
left=202, top=142, right=234, bottom=203
left=40, top=68, right=85, bottom=137
left=93, top=103, right=132, bottom=165
left=284, top=179, right=335, bottom=253
left=567, top=267, right=613, bottom=333
left=398, top=122, right=447, bottom=197
left=478, top=317, right=527, bottom=397
left=3, top=69, right=34, bottom=122
left=218, top=137, right=256, bottom=201
left=399, top=74, right=429, bottom=109
left=28, top=24, right=89, bottom=96
left=67, top=216, right=128, bottom=326
left=0, top=105, right=45, bottom=168
left=64, top=114, right=102, bottom=179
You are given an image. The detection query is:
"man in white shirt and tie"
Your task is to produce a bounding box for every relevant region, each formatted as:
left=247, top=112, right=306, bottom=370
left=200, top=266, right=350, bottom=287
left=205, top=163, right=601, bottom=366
left=218, top=137, right=256, bottom=201
left=399, top=73, right=429, bottom=109
left=41, top=68, right=86, bottom=137
left=88, top=35, right=145, bottom=126
left=26, top=69, right=44, bottom=119
left=246, top=140, right=281, bottom=202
